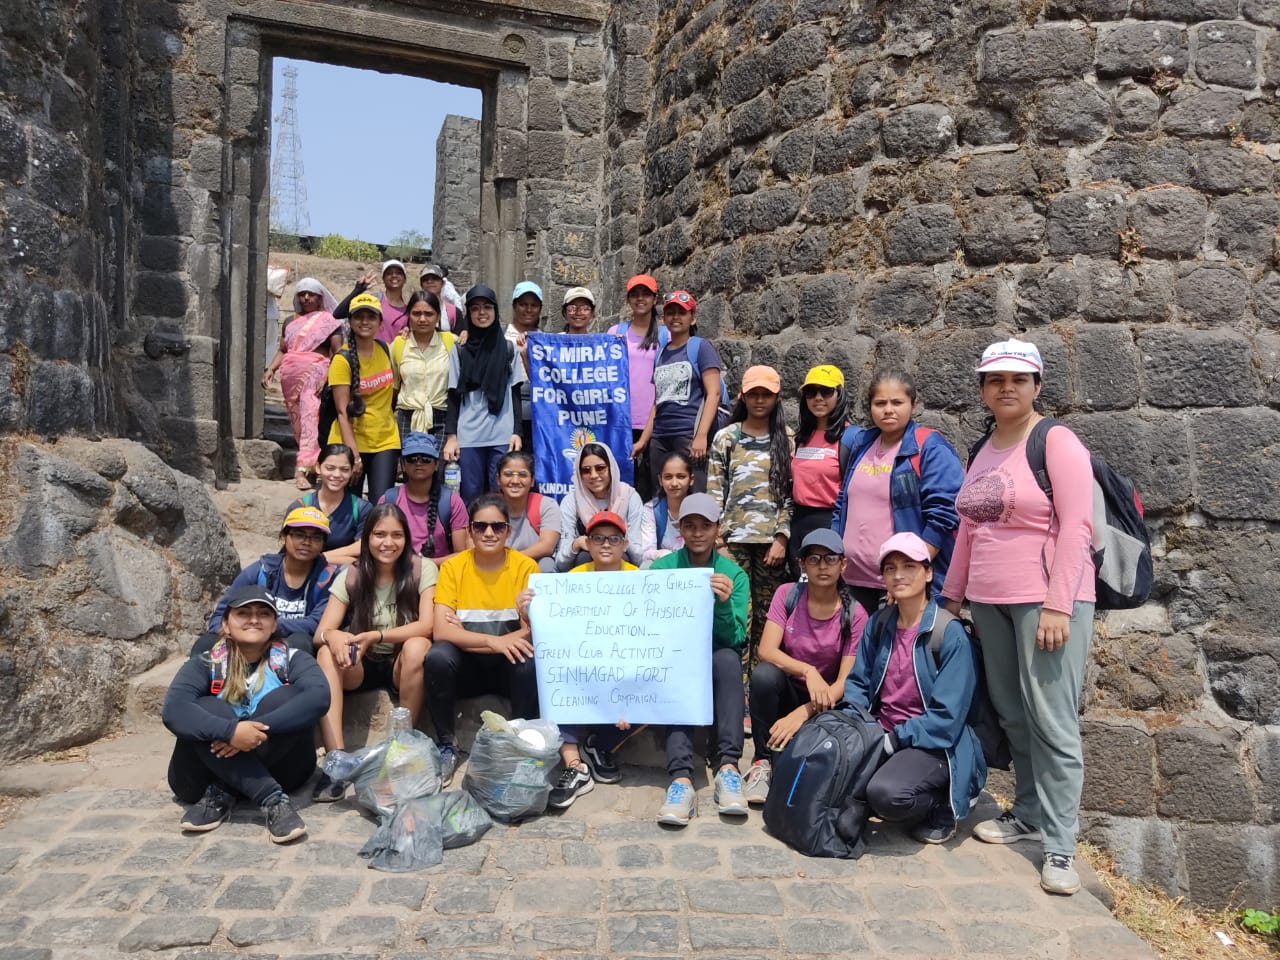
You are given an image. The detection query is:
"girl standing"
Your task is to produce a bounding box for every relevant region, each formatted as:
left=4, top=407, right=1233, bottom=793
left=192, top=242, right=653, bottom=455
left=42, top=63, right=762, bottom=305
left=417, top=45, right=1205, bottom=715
left=941, top=338, right=1095, bottom=897
left=327, top=292, right=401, bottom=505
left=706, top=365, right=794, bottom=670
left=335, top=260, right=411, bottom=342
left=310, top=503, right=436, bottom=802
left=831, top=369, right=964, bottom=615
left=263, top=279, right=343, bottom=490
left=393, top=291, right=457, bottom=449
left=609, top=274, right=666, bottom=499
left=443, top=284, right=526, bottom=504
left=789, top=365, right=848, bottom=573
left=640, top=450, right=692, bottom=566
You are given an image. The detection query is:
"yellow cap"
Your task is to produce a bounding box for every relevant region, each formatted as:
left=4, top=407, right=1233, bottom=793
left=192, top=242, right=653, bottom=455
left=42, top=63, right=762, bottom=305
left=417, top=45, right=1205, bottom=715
left=282, top=505, right=331, bottom=534
left=349, top=292, right=382, bottom=316
left=802, top=364, right=845, bottom=389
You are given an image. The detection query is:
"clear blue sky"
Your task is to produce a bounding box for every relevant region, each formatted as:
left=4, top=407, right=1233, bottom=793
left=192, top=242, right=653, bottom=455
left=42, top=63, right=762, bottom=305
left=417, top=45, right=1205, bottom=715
left=270, top=58, right=482, bottom=245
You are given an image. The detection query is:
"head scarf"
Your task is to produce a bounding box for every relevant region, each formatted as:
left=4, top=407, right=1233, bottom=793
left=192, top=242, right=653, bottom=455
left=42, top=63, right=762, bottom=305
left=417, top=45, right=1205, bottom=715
left=456, top=284, right=511, bottom=415
left=293, top=278, right=338, bottom=315
left=572, top=442, right=636, bottom=533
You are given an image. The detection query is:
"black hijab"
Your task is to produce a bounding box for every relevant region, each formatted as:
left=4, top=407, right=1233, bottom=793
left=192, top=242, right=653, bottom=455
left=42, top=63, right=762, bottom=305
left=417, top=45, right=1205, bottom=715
left=457, top=285, right=511, bottom=415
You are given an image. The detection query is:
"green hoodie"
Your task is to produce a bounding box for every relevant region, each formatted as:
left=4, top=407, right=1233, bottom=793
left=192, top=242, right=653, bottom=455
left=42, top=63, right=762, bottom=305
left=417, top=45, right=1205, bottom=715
left=649, top=548, right=749, bottom=653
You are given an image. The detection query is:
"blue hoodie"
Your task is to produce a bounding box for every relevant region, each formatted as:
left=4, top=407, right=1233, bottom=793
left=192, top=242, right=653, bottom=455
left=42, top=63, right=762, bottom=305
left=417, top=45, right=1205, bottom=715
left=842, top=599, right=987, bottom=823
left=830, top=420, right=964, bottom=592
left=207, top=553, right=337, bottom=639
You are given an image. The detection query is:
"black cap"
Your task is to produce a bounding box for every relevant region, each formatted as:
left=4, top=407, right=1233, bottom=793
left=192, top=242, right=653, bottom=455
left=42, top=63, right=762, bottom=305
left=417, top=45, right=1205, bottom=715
left=224, top=585, right=277, bottom=613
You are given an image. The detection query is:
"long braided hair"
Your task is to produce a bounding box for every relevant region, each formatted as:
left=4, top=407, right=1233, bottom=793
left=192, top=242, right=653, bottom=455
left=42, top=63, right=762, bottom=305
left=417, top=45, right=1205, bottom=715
left=422, top=459, right=446, bottom=558
left=342, top=325, right=366, bottom=419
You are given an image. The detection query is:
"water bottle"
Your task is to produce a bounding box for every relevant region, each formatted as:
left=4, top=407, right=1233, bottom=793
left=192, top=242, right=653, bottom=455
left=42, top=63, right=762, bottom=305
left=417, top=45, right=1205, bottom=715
left=444, top=462, right=462, bottom=491
left=389, top=706, right=412, bottom=736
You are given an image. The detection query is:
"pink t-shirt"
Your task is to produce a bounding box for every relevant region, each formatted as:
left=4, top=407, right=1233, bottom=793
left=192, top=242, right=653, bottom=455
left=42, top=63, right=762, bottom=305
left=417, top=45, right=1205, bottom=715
left=944, top=427, right=1095, bottom=612
left=791, top=435, right=841, bottom=508
left=765, top=584, right=866, bottom=685
left=610, top=323, right=661, bottom=430
left=841, top=438, right=901, bottom=588
left=377, top=296, right=410, bottom=343
left=382, top=487, right=469, bottom=559
left=878, top=624, right=924, bottom=732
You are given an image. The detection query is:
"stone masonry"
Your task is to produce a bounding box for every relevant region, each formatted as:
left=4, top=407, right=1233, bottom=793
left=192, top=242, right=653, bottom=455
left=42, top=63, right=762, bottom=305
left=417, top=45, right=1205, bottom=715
left=0, top=0, right=1278, bottom=908
left=432, top=115, right=482, bottom=292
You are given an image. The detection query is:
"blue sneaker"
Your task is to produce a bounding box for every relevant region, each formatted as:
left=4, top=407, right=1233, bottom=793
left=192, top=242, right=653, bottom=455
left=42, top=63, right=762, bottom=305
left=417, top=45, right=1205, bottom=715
left=656, top=780, right=697, bottom=826
left=439, top=744, right=460, bottom=787
left=714, top=767, right=748, bottom=816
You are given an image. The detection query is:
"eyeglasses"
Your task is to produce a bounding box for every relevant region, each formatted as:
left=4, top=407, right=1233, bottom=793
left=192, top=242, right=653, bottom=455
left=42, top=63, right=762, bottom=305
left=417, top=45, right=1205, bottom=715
left=580, top=464, right=609, bottom=476
left=403, top=455, right=436, bottom=465
left=470, top=521, right=510, bottom=535
left=566, top=304, right=594, bottom=313
left=500, top=469, right=531, bottom=479
left=802, top=385, right=836, bottom=399
left=286, top=529, right=326, bottom=544
left=588, top=533, right=625, bottom=546
left=801, top=553, right=843, bottom=568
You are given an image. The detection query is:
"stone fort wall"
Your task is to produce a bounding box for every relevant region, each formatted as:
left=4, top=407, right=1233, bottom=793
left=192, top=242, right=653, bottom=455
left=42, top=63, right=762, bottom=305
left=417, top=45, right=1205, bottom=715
left=433, top=115, right=483, bottom=293
left=0, top=0, right=1276, bottom=906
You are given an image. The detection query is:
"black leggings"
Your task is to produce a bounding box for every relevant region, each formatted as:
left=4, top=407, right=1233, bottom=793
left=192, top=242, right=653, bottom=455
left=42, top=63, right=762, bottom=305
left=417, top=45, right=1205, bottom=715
left=865, top=745, right=951, bottom=826
left=352, top=448, right=400, bottom=505
left=423, top=641, right=541, bottom=745
left=167, top=687, right=317, bottom=806
left=748, top=661, right=809, bottom=762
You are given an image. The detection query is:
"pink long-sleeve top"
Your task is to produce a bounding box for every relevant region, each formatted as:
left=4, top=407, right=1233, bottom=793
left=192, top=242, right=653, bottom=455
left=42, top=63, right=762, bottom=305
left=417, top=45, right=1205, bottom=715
left=943, top=423, right=1095, bottom=613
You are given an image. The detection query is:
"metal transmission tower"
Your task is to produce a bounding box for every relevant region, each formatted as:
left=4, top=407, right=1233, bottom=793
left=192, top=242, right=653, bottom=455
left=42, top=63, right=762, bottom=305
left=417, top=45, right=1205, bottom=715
left=270, top=65, right=311, bottom=235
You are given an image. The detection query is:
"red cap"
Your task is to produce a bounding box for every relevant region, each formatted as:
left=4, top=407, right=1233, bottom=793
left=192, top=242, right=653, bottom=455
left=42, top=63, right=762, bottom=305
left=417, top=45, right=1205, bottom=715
left=663, top=290, right=696, bottom=311
left=585, top=510, right=627, bottom=535
left=626, top=274, right=658, bottom=295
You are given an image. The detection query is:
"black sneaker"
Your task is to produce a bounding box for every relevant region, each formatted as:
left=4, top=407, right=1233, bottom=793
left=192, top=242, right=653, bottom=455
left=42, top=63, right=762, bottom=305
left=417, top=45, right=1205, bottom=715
left=548, top=764, right=594, bottom=809
left=311, top=771, right=346, bottom=803
left=439, top=744, right=460, bottom=787
left=581, top=734, right=621, bottom=784
left=180, top=783, right=234, bottom=832
left=261, top=792, right=307, bottom=844
left=911, top=807, right=957, bottom=845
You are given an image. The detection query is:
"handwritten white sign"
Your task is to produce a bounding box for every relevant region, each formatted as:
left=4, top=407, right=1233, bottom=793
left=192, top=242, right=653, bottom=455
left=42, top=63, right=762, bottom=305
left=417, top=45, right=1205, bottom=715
left=527, top=569, right=714, bottom=726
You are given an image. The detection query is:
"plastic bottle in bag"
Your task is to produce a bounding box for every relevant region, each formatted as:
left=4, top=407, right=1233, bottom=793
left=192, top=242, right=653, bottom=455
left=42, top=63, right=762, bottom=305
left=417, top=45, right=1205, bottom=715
left=390, top=706, right=412, bottom=735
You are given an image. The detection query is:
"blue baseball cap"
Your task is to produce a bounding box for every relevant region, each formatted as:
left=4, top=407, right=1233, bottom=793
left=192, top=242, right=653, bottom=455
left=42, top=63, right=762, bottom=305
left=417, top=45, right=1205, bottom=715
left=512, top=280, right=543, bottom=303
left=800, top=528, right=845, bottom=557
left=401, top=432, right=440, bottom=459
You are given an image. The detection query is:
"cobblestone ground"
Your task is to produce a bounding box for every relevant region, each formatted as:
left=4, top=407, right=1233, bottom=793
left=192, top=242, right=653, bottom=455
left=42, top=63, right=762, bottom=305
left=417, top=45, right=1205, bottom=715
left=0, top=733, right=1153, bottom=960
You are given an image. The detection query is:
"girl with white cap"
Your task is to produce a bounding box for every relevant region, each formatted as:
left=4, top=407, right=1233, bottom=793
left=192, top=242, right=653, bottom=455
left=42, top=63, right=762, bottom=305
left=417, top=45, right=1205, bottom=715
left=942, top=337, right=1095, bottom=896
left=334, top=260, right=411, bottom=342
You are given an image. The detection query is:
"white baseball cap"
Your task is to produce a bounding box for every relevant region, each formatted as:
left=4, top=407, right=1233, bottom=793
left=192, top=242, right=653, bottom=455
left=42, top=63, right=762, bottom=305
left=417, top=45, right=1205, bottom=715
left=976, top=337, right=1043, bottom=375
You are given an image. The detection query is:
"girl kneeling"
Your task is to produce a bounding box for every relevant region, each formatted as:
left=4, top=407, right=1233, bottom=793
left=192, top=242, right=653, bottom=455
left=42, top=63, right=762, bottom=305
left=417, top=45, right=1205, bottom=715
left=843, top=532, right=987, bottom=844
left=163, top=586, right=330, bottom=843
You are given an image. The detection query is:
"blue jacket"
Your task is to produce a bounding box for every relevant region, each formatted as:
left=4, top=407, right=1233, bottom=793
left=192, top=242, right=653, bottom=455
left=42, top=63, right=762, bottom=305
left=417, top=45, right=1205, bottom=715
left=842, top=599, right=987, bottom=822
left=207, top=553, right=337, bottom=639
left=830, top=420, right=964, bottom=593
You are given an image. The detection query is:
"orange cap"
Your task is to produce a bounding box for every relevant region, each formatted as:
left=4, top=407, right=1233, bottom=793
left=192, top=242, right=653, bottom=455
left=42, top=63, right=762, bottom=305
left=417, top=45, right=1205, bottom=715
left=740, top=365, right=781, bottom=395
left=626, top=274, right=658, bottom=294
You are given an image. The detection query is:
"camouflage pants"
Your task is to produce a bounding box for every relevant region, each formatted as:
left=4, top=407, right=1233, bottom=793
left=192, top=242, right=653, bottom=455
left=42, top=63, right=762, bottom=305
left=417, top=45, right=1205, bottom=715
left=722, top=541, right=790, bottom=677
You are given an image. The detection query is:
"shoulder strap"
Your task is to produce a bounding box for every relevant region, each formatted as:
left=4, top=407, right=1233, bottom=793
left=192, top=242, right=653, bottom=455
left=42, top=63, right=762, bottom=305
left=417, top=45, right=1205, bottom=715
left=256, top=567, right=267, bottom=587
left=1024, top=418, right=1060, bottom=502
left=439, top=486, right=453, bottom=536
left=922, top=608, right=959, bottom=667
left=687, top=336, right=704, bottom=378
left=209, top=637, right=229, bottom=695
left=527, top=492, right=543, bottom=532
left=658, top=324, right=671, bottom=349
left=654, top=497, right=668, bottom=542
left=350, top=494, right=362, bottom=524
left=966, top=432, right=992, bottom=471
left=783, top=582, right=804, bottom=617
left=909, top=426, right=936, bottom=478
left=312, top=562, right=338, bottom=605
left=267, top=640, right=291, bottom=684
left=616, top=320, right=631, bottom=336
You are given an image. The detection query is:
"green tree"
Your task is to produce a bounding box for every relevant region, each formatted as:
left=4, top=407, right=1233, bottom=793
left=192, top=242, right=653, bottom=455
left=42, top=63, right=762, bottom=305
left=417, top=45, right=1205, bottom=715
left=386, top=229, right=430, bottom=260
left=314, top=233, right=381, bottom=261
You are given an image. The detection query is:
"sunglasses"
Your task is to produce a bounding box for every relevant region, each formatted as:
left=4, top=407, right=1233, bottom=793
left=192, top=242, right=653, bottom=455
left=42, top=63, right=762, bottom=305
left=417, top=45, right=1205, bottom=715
left=403, top=455, right=436, bottom=465
left=801, top=553, right=843, bottom=568
left=588, top=533, right=625, bottom=546
left=665, top=293, right=693, bottom=305
left=470, top=521, right=510, bottom=535
left=802, top=385, right=836, bottom=399
left=580, top=464, right=609, bottom=476
left=500, top=469, right=532, bottom=479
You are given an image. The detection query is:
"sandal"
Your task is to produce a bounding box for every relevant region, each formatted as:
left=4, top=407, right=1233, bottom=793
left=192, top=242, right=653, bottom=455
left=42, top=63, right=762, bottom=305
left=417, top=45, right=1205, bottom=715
left=294, top=467, right=313, bottom=491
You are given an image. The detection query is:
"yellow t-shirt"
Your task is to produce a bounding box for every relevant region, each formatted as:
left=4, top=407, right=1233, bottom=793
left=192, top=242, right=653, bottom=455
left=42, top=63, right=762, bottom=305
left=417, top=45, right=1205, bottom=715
left=435, top=549, right=538, bottom=638
left=327, top=341, right=400, bottom=453
left=329, top=558, right=438, bottom=657
left=568, top=561, right=639, bottom=573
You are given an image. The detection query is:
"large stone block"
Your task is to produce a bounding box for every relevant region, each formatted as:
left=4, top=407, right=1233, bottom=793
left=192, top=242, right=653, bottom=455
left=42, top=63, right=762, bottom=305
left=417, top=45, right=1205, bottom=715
left=1037, top=80, right=1110, bottom=143
left=1203, top=633, right=1280, bottom=724
left=882, top=104, right=955, bottom=160
left=29, top=129, right=85, bottom=218
left=1114, top=87, right=1161, bottom=134
left=1165, top=527, right=1280, bottom=631
left=943, top=276, right=1010, bottom=329
left=526, top=77, right=562, bottom=131
left=1140, top=328, right=1259, bottom=407
left=1192, top=142, right=1273, bottom=194
left=1175, top=265, right=1250, bottom=326
left=728, top=91, right=774, bottom=145
left=1133, top=0, right=1239, bottom=18
left=1047, top=188, right=1124, bottom=256
left=859, top=268, right=940, bottom=330
left=526, top=131, right=566, bottom=179
left=1212, top=195, right=1280, bottom=263
left=1082, top=815, right=1180, bottom=898
left=1065, top=410, right=1192, bottom=512
left=958, top=105, right=1022, bottom=146
left=1254, top=271, right=1280, bottom=326
left=980, top=26, right=1094, bottom=81
left=766, top=24, right=827, bottom=84
left=771, top=125, right=814, bottom=179
left=1096, top=22, right=1189, bottom=77
left=1193, top=21, right=1260, bottom=89
left=1078, top=259, right=1174, bottom=322
left=752, top=186, right=801, bottom=231
left=798, top=273, right=855, bottom=330
left=802, top=174, right=857, bottom=225
left=885, top=204, right=960, bottom=265
left=915, top=328, right=1001, bottom=410
left=960, top=152, right=1038, bottom=197
left=813, top=115, right=880, bottom=173
left=1015, top=263, right=1079, bottom=325
left=1073, top=326, right=1139, bottom=410
left=1252, top=728, right=1280, bottom=822
left=1081, top=718, right=1156, bottom=816
left=962, top=196, right=1045, bottom=265
left=1089, top=631, right=1203, bottom=713
left=1244, top=0, right=1280, bottom=25
left=1090, top=141, right=1193, bottom=188
left=1190, top=407, right=1280, bottom=519
left=1182, top=823, right=1279, bottom=909
left=1161, top=88, right=1244, bottom=138
left=1155, top=725, right=1252, bottom=822
left=1128, top=187, right=1206, bottom=259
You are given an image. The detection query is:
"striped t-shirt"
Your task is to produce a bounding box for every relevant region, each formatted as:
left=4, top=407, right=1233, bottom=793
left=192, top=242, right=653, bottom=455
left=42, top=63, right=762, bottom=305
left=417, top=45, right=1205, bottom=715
left=434, top=549, right=538, bottom=636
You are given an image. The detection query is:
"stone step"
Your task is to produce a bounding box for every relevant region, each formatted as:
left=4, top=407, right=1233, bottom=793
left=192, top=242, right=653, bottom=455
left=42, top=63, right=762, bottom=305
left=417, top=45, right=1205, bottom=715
left=123, top=657, right=714, bottom=769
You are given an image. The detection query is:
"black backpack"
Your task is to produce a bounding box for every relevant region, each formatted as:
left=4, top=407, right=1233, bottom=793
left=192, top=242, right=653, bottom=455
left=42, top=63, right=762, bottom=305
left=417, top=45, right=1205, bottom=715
left=968, top=418, right=1153, bottom=611
left=916, top=607, right=1011, bottom=771
left=762, top=704, right=885, bottom=859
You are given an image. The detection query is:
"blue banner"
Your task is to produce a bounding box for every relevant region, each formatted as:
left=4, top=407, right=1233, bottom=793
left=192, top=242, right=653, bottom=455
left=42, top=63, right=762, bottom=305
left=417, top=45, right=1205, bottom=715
left=527, top=332, right=633, bottom=497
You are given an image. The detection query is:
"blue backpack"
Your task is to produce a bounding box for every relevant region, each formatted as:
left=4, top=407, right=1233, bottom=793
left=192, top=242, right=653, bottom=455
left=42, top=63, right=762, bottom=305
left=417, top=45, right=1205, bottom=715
left=686, top=335, right=733, bottom=436
left=255, top=562, right=338, bottom=609
left=615, top=319, right=670, bottom=350
left=382, top=484, right=455, bottom=557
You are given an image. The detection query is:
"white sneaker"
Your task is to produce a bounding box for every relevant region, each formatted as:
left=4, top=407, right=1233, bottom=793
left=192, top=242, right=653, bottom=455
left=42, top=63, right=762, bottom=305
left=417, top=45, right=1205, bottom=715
left=973, top=811, right=1042, bottom=844
left=1041, top=853, right=1080, bottom=895
left=743, top=759, right=770, bottom=805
